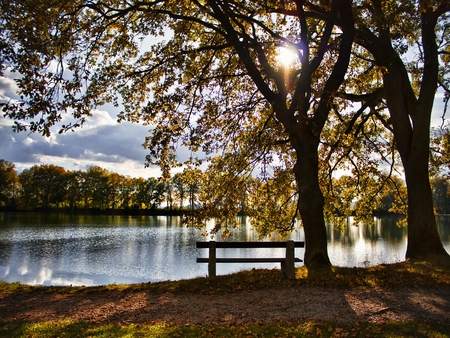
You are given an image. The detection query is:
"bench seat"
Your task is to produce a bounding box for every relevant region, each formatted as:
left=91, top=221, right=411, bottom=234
left=196, top=241, right=304, bottom=248
left=196, top=240, right=304, bottom=279
left=197, top=257, right=302, bottom=263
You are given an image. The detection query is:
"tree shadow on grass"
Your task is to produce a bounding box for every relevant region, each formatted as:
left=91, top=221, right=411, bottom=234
left=301, top=260, right=450, bottom=326
left=0, top=261, right=449, bottom=333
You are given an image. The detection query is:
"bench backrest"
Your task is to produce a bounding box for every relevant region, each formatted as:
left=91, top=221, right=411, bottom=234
left=196, top=241, right=304, bottom=249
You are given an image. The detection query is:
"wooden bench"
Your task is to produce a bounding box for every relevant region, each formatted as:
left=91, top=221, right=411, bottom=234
left=196, top=240, right=304, bottom=280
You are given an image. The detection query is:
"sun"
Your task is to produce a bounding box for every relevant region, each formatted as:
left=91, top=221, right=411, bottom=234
left=276, top=47, right=298, bottom=66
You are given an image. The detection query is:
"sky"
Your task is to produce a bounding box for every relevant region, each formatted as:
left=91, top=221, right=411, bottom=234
left=0, top=70, right=164, bottom=178
left=0, top=63, right=448, bottom=179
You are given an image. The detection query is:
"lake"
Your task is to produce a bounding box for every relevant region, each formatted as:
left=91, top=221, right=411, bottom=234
left=0, top=212, right=449, bottom=286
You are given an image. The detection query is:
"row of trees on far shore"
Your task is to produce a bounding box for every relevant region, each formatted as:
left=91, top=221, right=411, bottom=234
left=3, top=159, right=450, bottom=216
left=0, top=160, right=201, bottom=212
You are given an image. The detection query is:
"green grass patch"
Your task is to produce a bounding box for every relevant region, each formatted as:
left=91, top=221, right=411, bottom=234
left=1, top=320, right=449, bottom=337
left=2, top=258, right=449, bottom=296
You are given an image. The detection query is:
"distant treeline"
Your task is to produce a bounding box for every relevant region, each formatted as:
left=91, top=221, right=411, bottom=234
left=2, top=159, right=450, bottom=215
left=0, top=159, right=201, bottom=212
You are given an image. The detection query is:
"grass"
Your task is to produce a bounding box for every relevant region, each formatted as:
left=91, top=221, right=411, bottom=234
left=2, top=257, right=449, bottom=294
left=1, top=320, right=449, bottom=337
left=1, top=258, right=450, bottom=337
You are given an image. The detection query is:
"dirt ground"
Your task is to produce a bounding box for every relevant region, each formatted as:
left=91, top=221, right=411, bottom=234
left=1, top=285, right=450, bottom=326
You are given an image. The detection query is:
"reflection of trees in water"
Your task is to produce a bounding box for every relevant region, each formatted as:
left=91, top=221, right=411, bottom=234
left=437, top=216, right=450, bottom=242
left=203, top=216, right=296, bottom=242
left=4, top=213, right=189, bottom=228
left=378, top=217, right=407, bottom=244
left=1, top=211, right=76, bottom=226
left=208, top=216, right=254, bottom=242
left=326, top=216, right=407, bottom=246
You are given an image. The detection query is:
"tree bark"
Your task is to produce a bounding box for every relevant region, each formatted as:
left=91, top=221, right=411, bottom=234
left=403, top=152, right=448, bottom=258
left=291, top=131, right=331, bottom=267
left=382, top=52, right=449, bottom=260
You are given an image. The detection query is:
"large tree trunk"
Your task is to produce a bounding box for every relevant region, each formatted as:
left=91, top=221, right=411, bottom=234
left=382, top=52, right=449, bottom=260
left=403, top=152, right=448, bottom=259
left=291, top=132, right=331, bottom=267
left=354, top=0, right=450, bottom=262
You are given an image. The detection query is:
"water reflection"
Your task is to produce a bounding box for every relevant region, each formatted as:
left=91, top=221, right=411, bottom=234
left=326, top=217, right=408, bottom=267
left=0, top=213, right=449, bottom=286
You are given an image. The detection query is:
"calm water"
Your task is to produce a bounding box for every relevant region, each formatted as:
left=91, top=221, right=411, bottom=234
left=0, top=213, right=449, bottom=286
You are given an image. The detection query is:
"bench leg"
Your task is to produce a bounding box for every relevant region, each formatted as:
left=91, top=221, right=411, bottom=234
left=208, top=241, right=217, bottom=279
left=282, top=240, right=295, bottom=280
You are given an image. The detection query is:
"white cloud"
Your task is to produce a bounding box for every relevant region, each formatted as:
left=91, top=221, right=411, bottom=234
left=22, top=137, right=36, bottom=146
left=84, top=109, right=117, bottom=127
left=0, top=76, right=18, bottom=95
left=0, top=115, right=14, bottom=127
left=0, top=94, right=10, bottom=104
left=43, top=134, right=59, bottom=145
left=62, top=108, right=119, bottom=137
left=82, top=149, right=120, bottom=161
left=37, top=154, right=161, bottom=178
left=92, top=109, right=117, bottom=124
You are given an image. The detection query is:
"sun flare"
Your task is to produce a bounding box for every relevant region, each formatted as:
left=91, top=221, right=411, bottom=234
left=276, top=47, right=298, bottom=66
